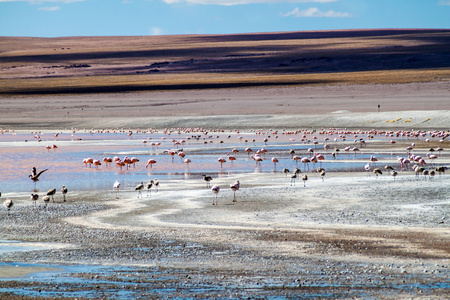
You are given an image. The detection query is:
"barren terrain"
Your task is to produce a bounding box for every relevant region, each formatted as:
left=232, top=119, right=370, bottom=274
left=0, top=29, right=449, bottom=299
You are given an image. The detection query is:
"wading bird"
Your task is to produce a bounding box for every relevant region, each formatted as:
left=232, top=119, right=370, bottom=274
left=46, top=188, right=56, bottom=202
left=113, top=181, right=121, bottom=199
left=31, top=193, right=39, bottom=206
left=302, top=174, right=308, bottom=187
left=146, top=180, right=154, bottom=196
left=43, top=195, right=50, bottom=208
left=230, top=180, right=240, bottom=202
left=211, top=185, right=220, bottom=205
left=61, top=185, right=68, bottom=202
left=4, top=199, right=13, bottom=214
left=135, top=182, right=144, bottom=198
left=373, top=168, right=383, bottom=178
left=202, top=174, right=213, bottom=188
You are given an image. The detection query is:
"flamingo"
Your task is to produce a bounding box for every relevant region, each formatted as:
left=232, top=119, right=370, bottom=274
left=131, top=157, right=139, bottom=167
left=271, top=157, right=279, bottom=170
left=61, top=185, right=68, bottom=202
left=230, top=180, right=240, bottom=202
left=292, top=155, right=300, bottom=165
left=218, top=157, right=226, bottom=168
left=116, top=160, right=126, bottom=170
left=146, top=159, right=156, bottom=168
left=184, top=158, right=191, bottom=166
left=283, top=168, right=290, bottom=178
left=252, top=154, right=263, bottom=166
left=93, top=159, right=102, bottom=169
left=245, top=147, right=252, bottom=156
left=123, top=156, right=132, bottom=169
left=103, top=157, right=113, bottom=166
left=227, top=154, right=236, bottom=164
left=113, top=181, right=121, bottom=199
left=301, top=157, right=311, bottom=171
left=211, top=185, right=220, bottom=205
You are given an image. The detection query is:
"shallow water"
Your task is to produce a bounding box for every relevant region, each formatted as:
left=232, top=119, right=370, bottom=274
left=0, top=130, right=411, bottom=195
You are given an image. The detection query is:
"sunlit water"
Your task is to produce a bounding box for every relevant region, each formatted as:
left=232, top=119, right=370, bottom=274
left=0, top=129, right=436, bottom=196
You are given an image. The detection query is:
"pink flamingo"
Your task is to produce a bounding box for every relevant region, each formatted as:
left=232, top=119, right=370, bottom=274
left=131, top=157, right=139, bottom=167
left=301, top=157, right=311, bottom=171
left=230, top=180, right=240, bottom=202
left=123, top=156, right=132, bottom=169
left=271, top=157, right=279, bottom=170
left=218, top=157, right=227, bottom=168
left=93, top=159, right=102, bottom=169
left=146, top=159, right=156, bottom=168
left=103, top=157, right=113, bottom=167
left=227, top=154, right=236, bottom=164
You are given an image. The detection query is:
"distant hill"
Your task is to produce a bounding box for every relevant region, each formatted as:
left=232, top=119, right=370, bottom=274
left=1, top=29, right=449, bottom=95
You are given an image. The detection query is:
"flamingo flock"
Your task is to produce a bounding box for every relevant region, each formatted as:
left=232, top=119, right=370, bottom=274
left=1, top=126, right=449, bottom=214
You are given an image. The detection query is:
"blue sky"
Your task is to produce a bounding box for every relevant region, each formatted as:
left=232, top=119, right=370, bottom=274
left=1, top=0, right=449, bottom=37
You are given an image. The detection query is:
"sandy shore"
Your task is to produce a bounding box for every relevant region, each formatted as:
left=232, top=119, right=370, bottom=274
left=1, top=81, right=449, bottom=130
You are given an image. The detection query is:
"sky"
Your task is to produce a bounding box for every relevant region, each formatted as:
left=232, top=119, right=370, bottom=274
left=0, top=0, right=449, bottom=37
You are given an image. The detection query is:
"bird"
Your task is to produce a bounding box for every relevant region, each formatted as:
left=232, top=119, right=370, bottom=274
left=227, top=154, right=236, bottom=164
left=385, top=165, right=394, bottom=171
left=113, top=181, right=121, bottom=199
left=61, top=185, right=68, bottom=202
left=230, top=180, right=240, bottom=202
left=271, top=157, right=279, bottom=170
left=135, top=182, right=144, bottom=198
left=290, top=173, right=297, bottom=186
left=31, top=193, right=39, bottom=206
left=373, top=168, right=382, bottom=178
left=302, top=174, right=308, bottom=187
left=146, top=159, right=156, bottom=168
left=43, top=195, right=50, bottom=208
left=47, top=188, right=56, bottom=202
left=318, top=168, right=326, bottom=182
left=153, top=179, right=159, bottom=192
left=391, top=170, right=398, bottom=181
left=4, top=199, right=13, bottom=214
left=218, top=157, right=227, bottom=168
left=146, top=180, right=154, bottom=196
left=211, top=185, right=220, bottom=205
left=282, top=168, right=290, bottom=178
left=29, top=168, right=48, bottom=187
left=202, top=174, right=213, bottom=188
